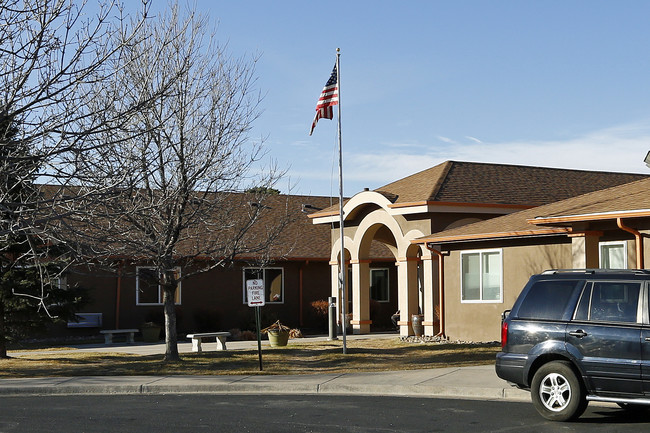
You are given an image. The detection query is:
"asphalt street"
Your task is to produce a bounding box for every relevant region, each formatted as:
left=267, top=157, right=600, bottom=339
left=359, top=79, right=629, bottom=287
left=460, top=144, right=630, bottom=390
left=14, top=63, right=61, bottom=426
left=0, top=394, right=648, bottom=433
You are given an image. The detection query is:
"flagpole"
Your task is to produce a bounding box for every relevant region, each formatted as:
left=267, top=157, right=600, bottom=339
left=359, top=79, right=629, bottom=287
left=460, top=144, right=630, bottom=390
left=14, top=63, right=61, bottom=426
left=336, top=48, right=347, bottom=355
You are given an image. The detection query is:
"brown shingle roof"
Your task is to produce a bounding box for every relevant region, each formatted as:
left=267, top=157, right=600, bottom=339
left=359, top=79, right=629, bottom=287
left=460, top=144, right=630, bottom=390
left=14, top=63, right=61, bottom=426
left=416, top=177, right=650, bottom=245
left=262, top=194, right=335, bottom=260
left=532, top=177, right=650, bottom=221
left=376, top=161, right=647, bottom=206
left=44, top=183, right=339, bottom=262
left=414, top=206, right=566, bottom=245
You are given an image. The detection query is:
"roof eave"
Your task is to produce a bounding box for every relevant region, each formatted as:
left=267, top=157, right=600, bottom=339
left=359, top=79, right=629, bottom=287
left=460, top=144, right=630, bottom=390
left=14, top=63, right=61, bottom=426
left=413, top=227, right=569, bottom=245
left=528, top=209, right=650, bottom=226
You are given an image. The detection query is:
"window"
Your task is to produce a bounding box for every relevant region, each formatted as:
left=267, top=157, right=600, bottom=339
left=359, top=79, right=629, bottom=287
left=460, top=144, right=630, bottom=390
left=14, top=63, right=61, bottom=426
left=574, top=281, right=640, bottom=323
left=518, top=280, right=583, bottom=320
left=461, top=249, right=502, bottom=302
left=243, top=268, right=284, bottom=304
left=370, top=268, right=389, bottom=302
left=600, top=241, right=627, bottom=269
left=53, top=275, right=66, bottom=290
left=136, top=267, right=181, bottom=305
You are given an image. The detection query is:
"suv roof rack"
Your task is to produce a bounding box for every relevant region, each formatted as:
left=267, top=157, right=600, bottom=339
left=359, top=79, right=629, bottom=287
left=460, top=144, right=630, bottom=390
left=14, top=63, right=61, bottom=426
left=542, top=269, right=650, bottom=275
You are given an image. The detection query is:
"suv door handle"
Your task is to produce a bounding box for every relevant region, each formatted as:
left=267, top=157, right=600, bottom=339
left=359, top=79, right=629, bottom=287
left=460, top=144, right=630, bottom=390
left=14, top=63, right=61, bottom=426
left=569, top=330, right=588, bottom=338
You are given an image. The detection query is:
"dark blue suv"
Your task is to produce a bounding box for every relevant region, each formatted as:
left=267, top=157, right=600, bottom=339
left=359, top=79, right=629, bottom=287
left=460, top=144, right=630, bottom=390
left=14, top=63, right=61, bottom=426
left=496, top=269, right=650, bottom=421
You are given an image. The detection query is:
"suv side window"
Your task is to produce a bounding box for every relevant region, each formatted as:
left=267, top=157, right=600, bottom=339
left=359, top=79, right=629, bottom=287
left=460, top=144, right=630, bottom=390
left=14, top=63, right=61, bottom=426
left=517, top=280, right=583, bottom=320
left=574, top=281, right=641, bottom=323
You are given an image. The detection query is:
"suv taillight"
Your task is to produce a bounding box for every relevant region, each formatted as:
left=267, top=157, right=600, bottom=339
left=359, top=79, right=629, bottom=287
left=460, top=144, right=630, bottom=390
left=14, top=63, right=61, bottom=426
left=501, top=321, right=508, bottom=349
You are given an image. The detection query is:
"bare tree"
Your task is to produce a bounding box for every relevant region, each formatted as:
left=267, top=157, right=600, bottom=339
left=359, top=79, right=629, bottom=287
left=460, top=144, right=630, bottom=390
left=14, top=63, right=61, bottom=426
left=60, top=4, right=289, bottom=362
left=0, top=0, right=153, bottom=357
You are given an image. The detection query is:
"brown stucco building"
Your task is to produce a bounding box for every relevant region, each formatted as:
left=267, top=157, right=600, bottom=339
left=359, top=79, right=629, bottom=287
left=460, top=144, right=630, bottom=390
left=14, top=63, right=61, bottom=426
left=63, top=194, right=340, bottom=336
left=310, top=161, right=648, bottom=341
left=59, top=161, right=650, bottom=342
left=415, top=176, right=650, bottom=341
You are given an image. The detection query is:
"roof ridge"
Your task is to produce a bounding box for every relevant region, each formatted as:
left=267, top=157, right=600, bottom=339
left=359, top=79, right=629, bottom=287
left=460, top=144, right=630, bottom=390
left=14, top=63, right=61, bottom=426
left=430, top=161, right=455, bottom=201
left=447, top=160, right=648, bottom=177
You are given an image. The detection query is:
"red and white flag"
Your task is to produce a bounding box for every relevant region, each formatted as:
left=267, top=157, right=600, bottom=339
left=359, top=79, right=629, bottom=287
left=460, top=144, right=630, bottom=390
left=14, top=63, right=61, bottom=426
left=309, top=64, right=338, bottom=135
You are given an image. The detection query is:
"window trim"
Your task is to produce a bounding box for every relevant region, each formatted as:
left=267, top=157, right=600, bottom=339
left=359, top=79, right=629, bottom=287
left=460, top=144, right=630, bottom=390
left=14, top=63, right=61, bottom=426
left=136, top=266, right=182, bottom=306
left=370, top=268, right=390, bottom=303
left=460, top=248, right=503, bottom=304
left=599, top=241, right=627, bottom=269
left=242, top=267, right=285, bottom=305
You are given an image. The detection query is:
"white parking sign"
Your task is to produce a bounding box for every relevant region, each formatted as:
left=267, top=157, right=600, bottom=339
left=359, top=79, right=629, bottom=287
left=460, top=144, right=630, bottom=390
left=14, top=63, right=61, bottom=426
left=246, top=279, right=265, bottom=307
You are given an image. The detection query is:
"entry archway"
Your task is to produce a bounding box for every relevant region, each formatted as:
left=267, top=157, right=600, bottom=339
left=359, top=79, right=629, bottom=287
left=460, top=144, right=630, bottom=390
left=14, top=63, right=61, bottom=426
left=325, top=191, right=437, bottom=336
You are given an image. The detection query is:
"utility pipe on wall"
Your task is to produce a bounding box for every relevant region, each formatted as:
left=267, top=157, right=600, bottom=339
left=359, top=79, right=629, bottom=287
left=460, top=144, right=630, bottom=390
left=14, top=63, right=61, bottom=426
left=617, top=218, right=644, bottom=269
left=115, top=261, right=124, bottom=329
left=425, top=243, right=446, bottom=338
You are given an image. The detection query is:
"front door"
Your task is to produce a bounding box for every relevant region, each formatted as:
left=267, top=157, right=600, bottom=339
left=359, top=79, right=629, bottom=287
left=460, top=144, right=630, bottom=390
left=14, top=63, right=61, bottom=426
left=568, top=281, right=643, bottom=396
left=640, top=283, right=650, bottom=394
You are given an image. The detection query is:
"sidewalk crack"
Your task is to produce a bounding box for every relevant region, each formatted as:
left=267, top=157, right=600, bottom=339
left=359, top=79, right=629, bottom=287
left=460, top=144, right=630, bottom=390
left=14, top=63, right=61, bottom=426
left=414, top=368, right=460, bottom=386
left=318, top=373, right=347, bottom=386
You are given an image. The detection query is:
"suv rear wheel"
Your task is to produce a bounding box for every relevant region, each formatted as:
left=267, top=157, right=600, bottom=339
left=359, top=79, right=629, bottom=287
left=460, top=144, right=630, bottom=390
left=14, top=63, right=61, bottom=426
left=531, top=361, right=587, bottom=421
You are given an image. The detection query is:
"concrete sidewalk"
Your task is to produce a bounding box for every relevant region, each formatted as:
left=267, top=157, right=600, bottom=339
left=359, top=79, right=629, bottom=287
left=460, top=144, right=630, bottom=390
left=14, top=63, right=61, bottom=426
left=0, top=335, right=530, bottom=402
left=0, top=366, right=530, bottom=401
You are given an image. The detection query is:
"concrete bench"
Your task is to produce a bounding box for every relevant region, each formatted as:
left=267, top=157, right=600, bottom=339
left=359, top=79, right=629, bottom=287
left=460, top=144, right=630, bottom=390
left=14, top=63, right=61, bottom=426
left=186, top=332, right=231, bottom=352
left=100, top=329, right=139, bottom=344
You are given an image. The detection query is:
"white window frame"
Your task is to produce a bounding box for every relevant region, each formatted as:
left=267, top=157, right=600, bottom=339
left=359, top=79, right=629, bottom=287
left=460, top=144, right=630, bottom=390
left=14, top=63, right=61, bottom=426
left=51, top=275, right=66, bottom=290
left=370, top=268, right=390, bottom=303
left=460, top=249, right=503, bottom=304
left=136, top=266, right=182, bottom=306
left=242, top=267, right=285, bottom=304
left=599, top=241, right=627, bottom=269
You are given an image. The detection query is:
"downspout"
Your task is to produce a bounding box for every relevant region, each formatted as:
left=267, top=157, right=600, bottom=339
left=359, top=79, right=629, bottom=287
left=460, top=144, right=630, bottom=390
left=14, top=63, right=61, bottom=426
left=115, top=261, right=124, bottom=329
left=425, top=243, right=446, bottom=338
left=617, top=218, right=644, bottom=269
left=299, top=263, right=305, bottom=327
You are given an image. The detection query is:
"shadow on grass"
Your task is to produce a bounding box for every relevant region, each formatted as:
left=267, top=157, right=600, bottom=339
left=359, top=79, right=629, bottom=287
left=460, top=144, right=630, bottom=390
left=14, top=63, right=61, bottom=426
left=0, top=342, right=500, bottom=377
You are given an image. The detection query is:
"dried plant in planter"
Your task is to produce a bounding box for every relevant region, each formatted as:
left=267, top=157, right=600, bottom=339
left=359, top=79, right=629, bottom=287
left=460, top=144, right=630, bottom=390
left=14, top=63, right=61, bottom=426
left=261, top=320, right=290, bottom=334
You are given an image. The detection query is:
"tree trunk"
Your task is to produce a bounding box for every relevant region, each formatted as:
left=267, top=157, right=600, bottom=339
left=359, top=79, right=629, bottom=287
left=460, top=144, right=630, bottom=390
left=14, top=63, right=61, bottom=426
left=162, top=284, right=180, bottom=362
left=0, top=298, right=7, bottom=359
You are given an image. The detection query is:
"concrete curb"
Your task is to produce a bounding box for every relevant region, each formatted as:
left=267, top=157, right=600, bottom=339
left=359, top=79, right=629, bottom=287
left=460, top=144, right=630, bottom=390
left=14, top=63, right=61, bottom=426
left=0, top=371, right=531, bottom=401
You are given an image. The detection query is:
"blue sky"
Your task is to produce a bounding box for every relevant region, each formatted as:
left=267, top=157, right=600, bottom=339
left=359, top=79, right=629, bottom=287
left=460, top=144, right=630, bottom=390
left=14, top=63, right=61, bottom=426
left=132, top=1, right=650, bottom=197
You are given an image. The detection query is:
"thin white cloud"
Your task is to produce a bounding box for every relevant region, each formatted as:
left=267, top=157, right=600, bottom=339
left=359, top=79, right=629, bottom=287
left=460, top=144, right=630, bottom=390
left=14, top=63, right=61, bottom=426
left=284, top=119, right=650, bottom=195
left=465, top=136, right=483, bottom=144
left=345, top=153, right=442, bottom=183
left=290, top=140, right=313, bottom=147
left=383, top=140, right=427, bottom=149
left=447, top=121, right=650, bottom=174
left=437, top=136, right=456, bottom=144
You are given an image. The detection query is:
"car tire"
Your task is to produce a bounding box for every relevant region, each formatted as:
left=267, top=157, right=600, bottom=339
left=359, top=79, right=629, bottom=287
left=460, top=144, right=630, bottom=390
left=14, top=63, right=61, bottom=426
left=531, top=361, right=587, bottom=421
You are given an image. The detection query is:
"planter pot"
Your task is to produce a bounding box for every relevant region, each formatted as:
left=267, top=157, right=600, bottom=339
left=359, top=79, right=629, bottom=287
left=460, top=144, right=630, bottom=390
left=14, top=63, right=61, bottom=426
left=141, top=325, right=161, bottom=342
left=267, top=329, right=289, bottom=347
left=412, top=314, right=424, bottom=337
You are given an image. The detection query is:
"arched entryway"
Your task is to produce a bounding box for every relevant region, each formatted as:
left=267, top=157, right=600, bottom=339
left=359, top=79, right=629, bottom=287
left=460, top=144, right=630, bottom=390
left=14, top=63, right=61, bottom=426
left=326, top=192, right=438, bottom=336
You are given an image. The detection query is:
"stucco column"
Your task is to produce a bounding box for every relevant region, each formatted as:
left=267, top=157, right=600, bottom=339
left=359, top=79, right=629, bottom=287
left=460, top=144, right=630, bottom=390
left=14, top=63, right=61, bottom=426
left=397, top=257, right=419, bottom=337
left=350, top=260, right=371, bottom=334
left=570, top=231, right=602, bottom=269
left=420, top=254, right=437, bottom=336
left=643, top=230, right=650, bottom=270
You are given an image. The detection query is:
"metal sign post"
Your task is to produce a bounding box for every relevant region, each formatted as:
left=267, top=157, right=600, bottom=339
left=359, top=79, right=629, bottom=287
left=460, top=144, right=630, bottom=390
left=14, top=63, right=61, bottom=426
left=247, top=279, right=265, bottom=371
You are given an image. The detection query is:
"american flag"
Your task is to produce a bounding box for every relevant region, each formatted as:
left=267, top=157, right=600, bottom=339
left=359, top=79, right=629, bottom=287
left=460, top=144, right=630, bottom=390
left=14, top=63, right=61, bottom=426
left=309, top=64, right=338, bottom=136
